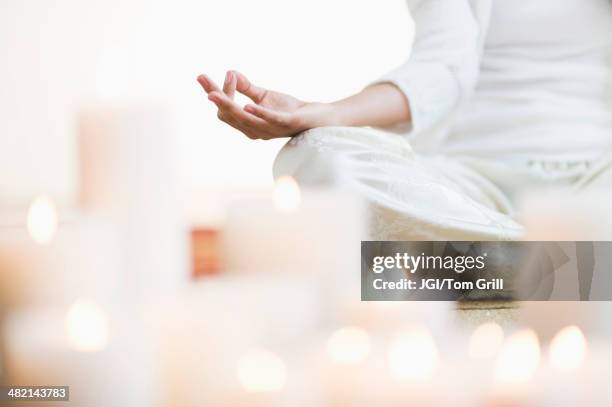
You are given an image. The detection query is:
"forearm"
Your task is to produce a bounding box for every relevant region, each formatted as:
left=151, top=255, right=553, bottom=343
left=326, top=83, right=411, bottom=128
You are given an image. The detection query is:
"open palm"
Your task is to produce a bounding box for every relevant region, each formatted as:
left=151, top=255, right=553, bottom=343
left=198, top=71, right=332, bottom=139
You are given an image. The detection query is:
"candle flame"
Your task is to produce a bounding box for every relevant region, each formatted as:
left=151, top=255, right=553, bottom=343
left=549, top=325, right=587, bottom=372
left=469, top=322, right=505, bottom=359
left=65, top=299, right=110, bottom=352
left=327, top=326, right=371, bottom=365
left=273, top=176, right=301, bottom=213
left=237, top=349, right=287, bottom=392
left=26, top=194, right=58, bottom=244
left=495, top=329, right=540, bottom=385
left=388, top=326, right=438, bottom=382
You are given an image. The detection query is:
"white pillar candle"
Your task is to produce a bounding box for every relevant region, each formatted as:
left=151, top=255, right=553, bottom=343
left=485, top=329, right=541, bottom=407
left=0, top=212, right=121, bottom=308
left=519, top=302, right=592, bottom=345
left=531, top=325, right=586, bottom=406
left=221, top=184, right=365, bottom=277
left=319, top=326, right=380, bottom=406
left=4, top=302, right=155, bottom=407
left=78, top=105, right=189, bottom=292
left=148, top=274, right=322, bottom=407
left=318, top=324, right=448, bottom=407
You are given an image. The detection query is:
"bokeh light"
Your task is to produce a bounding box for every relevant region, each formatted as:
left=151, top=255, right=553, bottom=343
left=495, top=329, right=541, bottom=385
left=327, top=326, right=371, bottom=365
left=469, top=322, right=505, bottom=359
left=26, top=194, right=58, bottom=244
left=65, top=299, right=110, bottom=352
left=549, top=325, right=588, bottom=372
left=388, top=327, right=439, bottom=382
left=237, top=349, right=287, bottom=392
left=273, top=176, right=301, bottom=213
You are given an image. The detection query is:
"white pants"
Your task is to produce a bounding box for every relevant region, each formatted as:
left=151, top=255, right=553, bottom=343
left=273, top=126, right=612, bottom=240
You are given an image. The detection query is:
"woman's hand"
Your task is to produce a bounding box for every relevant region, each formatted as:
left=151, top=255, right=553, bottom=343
left=197, top=71, right=335, bottom=140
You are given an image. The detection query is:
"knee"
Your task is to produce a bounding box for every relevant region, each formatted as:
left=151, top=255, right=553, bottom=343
left=272, top=127, right=349, bottom=186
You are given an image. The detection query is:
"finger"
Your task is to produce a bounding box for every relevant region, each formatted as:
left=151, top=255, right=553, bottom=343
left=215, top=107, right=270, bottom=140
left=209, top=93, right=278, bottom=139
left=232, top=71, right=267, bottom=103
left=221, top=114, right=257, bottom=138
left=244, top=104, right=292, bottom=127
left=208, top=91, right=269, bottom=127
left=197, top=74, right=222, bottom=94
left=223, top=71, right=237, bottom=99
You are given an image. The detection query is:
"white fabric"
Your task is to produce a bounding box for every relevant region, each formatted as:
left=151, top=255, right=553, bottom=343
left=273, top=127, right=612, bottom=240
left=374, top=0, right=612, bottom=160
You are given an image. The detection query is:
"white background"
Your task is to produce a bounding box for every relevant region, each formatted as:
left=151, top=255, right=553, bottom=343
left=0, top=0, right=413, bottom=206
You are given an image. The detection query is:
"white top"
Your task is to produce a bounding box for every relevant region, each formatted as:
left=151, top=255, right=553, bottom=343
left=377, top=0, right=612, bottom=161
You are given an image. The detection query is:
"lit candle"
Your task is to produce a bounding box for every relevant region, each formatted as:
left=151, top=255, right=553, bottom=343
left=520, top=302, right=590, bottom=344
left=320, top=326, right=378, bottom=406
left=222, top=180, right=365, bottom=278
left=150, top=274, right=322, bottom=406
left=469, top=322, right=505, bottom=360
left=237, top=348, right=288, bottom=392
left=4, top=300, right=154, bottom=406
left=327, top=326, right=371, bottom=365
left=548, top=325, right=587, bottom=372
left=0, top=207, right=121, bottom=308
left=221, top=180, right=367, bottom=325
left=226, top=348, right=288, bottom=406
left=487, top=329, right=541, bottom=407
left=381, top=326, right=443, bottom=406
left=530, top=326, right=587, bottom=406
left=388, top=326, right=439, bottom=382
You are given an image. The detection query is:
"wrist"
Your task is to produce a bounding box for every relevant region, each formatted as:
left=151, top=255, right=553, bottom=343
left=318, top=101, right=349, bottom=127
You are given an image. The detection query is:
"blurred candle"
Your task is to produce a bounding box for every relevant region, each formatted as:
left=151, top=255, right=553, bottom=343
left=237, top=348, right=287, bottom=393
left=327, top=326, right=370, bottom=365
left=222, top=185, right=364, bottom=275
left=494, top=329, right=540, bottom=385
left=322, top=327, right=377, bottom=407
left=152, top=274, right=321, bottom=407
left=488, top=329, right=541, bottom=407
left=379, top=326, right=442, bottom=406
left=224, top=349, right=288, bottom=407
left=0, top=214, right=121, bottom=308
left=4, top=303, right=154, bottom=407
left=520, top=302, right=590, bottom=344
left=221, top=185, right=366, bottom=327
left=184, top=191, right=225, bottom=277
left=78, top=105, right=189, bottom=292
left=548, top=325, right=587, bottom=372
left=190, top=227, right=222, bottom=278
left=530, top=326, right=590, bottom=407
left=469, top=322, right=505, bottom=360
left=388, top=326, right=439, bottom=382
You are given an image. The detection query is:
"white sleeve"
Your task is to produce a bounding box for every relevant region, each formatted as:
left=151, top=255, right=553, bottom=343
left=373, top=0, right=492, bottom=135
